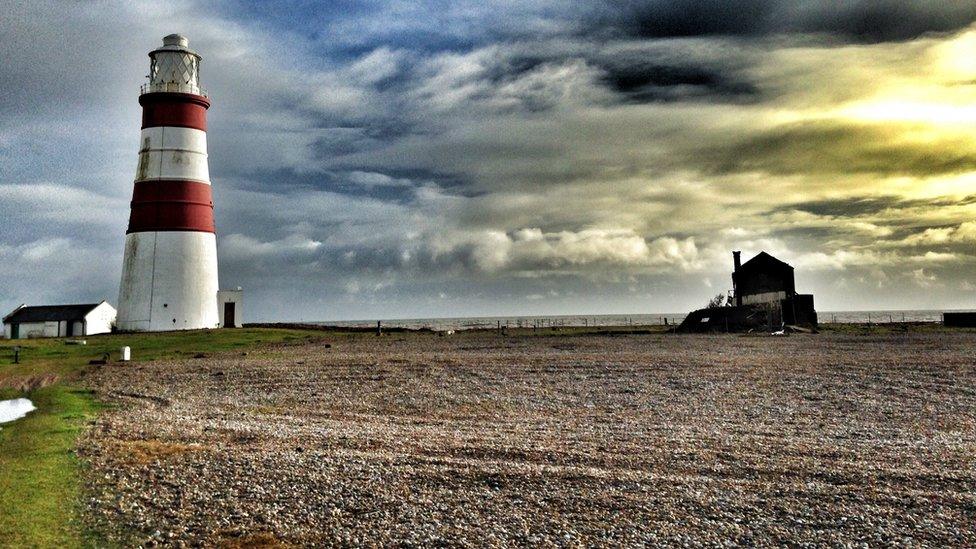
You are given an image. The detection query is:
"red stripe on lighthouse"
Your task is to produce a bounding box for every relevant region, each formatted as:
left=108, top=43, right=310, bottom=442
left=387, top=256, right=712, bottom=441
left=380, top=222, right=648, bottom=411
left=140, top=92, right=211, bottom=131
left=127, top=180, right=215, bottom=234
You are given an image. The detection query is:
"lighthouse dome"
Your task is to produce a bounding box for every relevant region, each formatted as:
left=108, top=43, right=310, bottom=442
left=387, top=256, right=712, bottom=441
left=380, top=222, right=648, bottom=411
left=163, top=34, right=189, bottom=48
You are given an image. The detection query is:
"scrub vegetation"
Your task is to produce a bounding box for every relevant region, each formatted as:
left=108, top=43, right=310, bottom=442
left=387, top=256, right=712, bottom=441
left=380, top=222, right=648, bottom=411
left=0, top=328, right=330, bottom=547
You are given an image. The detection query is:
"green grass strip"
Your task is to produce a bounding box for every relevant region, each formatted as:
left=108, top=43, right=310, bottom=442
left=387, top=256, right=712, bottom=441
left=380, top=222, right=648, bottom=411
left=0, top=385, right=101, bottom=547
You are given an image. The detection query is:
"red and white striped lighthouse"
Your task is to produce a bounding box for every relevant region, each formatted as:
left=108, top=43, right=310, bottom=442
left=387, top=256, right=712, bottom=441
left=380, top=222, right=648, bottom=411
left=117, top=34, right=219, bottom=331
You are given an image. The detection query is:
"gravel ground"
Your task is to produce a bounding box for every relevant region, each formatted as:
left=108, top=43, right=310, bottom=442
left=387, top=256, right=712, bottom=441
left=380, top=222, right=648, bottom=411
left=80, top=331, right=976, bottom=546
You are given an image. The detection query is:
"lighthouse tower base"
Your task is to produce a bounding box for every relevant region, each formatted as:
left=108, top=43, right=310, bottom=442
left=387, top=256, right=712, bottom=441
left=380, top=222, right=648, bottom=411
left=117, top=231, right=220, bottom=332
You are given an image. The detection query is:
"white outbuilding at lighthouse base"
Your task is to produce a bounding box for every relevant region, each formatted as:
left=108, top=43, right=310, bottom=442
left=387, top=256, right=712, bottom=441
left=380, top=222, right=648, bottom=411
left=3, top=302, right=116, bottom=339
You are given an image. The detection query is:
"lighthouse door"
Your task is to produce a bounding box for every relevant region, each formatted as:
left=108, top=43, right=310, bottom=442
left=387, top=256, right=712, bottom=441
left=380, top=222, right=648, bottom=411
left=223, top=302, right=236, bottom=328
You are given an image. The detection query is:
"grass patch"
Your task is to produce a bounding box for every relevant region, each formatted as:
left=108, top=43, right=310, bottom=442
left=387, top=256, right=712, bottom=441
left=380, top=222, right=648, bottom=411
left=0, top=328, right=332, bottom=385
left=818, top=322, right=953, bottom=335
left=471, top=325, right=672, bottom=337
left=0, top=385, right=101, bottom=547
left=115, top=439, right=203, bottom=465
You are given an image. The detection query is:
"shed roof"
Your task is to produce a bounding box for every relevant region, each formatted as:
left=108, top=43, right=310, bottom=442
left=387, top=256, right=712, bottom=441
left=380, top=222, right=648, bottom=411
left=740, top=251, right=793, bottom=272
left=3, top=303, right=102, bottom=323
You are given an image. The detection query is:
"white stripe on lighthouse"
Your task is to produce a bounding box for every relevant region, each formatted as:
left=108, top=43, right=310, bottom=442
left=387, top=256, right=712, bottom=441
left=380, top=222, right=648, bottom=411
left=135, top=148, right=210, bottom=183
left=140, top=126, right=208, bottom=153
left=135, top=126, right=211, bottom=183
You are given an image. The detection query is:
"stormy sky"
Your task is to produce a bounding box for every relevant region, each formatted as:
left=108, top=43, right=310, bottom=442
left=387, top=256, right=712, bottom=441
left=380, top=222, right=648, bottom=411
left=3, top=0, right=976, bottom=320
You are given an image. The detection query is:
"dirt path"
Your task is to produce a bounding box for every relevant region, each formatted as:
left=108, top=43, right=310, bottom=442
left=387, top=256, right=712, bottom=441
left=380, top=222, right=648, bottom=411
left=80, top=331, right=976, bottom=546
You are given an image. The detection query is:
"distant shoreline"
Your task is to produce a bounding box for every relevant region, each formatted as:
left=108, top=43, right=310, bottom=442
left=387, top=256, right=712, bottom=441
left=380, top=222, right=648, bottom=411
left=248, top=309, right=958, bottom=331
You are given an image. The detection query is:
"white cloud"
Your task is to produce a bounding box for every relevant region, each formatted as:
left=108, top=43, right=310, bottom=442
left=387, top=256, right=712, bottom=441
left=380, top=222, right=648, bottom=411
left=902, top=227, right=955, bottom=246
left=793, top=249, right=885, bottom=270
left=221, top=233, right=323, bottom=260
left=345, top=171, right=415, bottom=188
left=346, top=47, right=406, bottom=84
left=912, top=268, right=939, bottom=288
left=900, top=221, right=976, bottom=246
left=425, top=228, right=701, bottom=274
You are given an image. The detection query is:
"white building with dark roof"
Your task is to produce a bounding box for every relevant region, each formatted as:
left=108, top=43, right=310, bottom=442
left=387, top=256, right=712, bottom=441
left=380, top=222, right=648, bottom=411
left=2, top=302, right=116, bottom=339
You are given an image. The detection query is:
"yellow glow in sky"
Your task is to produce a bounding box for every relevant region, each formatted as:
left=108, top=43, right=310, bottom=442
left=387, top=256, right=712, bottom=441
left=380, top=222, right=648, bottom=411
left=836, top=30, right=976, bottom=125
left=839, top=100, right=976, bottom=125
left=935, top=30, right=976, bottom=79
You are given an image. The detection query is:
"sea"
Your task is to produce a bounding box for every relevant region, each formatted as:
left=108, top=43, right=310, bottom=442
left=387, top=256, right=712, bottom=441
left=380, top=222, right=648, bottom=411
left=316, top=309, right=956, bottom=332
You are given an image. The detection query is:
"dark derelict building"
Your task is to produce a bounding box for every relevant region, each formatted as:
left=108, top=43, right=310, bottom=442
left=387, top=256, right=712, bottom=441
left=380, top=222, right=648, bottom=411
left=678, top=251, right=817, bottom=332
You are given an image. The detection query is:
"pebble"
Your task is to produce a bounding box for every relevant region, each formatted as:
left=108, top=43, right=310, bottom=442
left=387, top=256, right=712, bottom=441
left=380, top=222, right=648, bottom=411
left=78, top=331, right=976, bottom=546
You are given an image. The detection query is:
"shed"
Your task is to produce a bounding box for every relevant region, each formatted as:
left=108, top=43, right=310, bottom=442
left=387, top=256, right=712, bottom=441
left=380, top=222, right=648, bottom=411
left=678, top=251, right=817, bottom=333
left=733, top=251, right=796, bottom=306
left=217, top=289, right=243, bottom=328
left=943, top=312, right=976, bottom=327
left=2, top=301, right=116, bottom=339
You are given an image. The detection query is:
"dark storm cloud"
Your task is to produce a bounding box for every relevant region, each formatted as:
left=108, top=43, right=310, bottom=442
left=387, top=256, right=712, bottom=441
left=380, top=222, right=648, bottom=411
left=705, top=122, right=976, bottom=177
left=454, top=49, right=760, bottom=105
left=779, top=195, right=976, bottom=219
left=606, top=0, right=774, bottom=39
left=776, top=196, right=918, bottom=218
left=600, top=62, right=760, bottom=102
left=603, top=1, right=976, bottom=43
left=236, top=0, right=976, bottom=49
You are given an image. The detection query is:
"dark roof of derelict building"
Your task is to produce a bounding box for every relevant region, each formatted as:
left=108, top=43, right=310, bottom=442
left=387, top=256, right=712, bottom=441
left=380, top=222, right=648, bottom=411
left=739, top=251, right=793, bottom=272
left=3, top=303, right=103, bottom=323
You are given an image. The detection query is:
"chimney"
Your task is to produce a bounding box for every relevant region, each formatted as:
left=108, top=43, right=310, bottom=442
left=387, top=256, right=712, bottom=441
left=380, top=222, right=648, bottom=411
left=732, top=251, right=742, bottom=306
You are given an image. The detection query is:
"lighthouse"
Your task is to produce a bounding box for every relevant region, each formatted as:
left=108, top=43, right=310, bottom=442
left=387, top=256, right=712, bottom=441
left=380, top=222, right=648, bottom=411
left=116, top=34, right=220, bottom=332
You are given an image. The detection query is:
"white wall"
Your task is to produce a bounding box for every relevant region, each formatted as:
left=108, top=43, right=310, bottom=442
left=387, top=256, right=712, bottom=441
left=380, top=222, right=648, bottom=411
left=84, top=302, right=117, bottom=335
left=5, top=321, right=72, bottom=338
left=16, top=321, right=59, bottom=338
left=217, top=289, right=243, bottom=328
left=117, top=231, right=219, bottom=332
left=741, top=291, right=787, bottom=305
left=117, top=231, right=156, bottom=328
left=2, top=305, right=23, bottom=338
